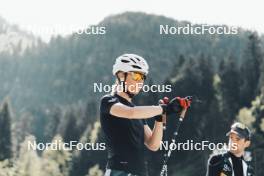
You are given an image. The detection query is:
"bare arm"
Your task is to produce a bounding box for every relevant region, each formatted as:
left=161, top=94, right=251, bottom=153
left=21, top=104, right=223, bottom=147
left=144, top=110, right=187, bottom=151
left=110, top=103, right=163, bottom=119
left=144, top=121, right=163, bottom=151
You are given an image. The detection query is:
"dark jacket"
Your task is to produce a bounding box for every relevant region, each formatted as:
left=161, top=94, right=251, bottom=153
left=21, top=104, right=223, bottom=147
left=206, top=151, right=254, bottom=176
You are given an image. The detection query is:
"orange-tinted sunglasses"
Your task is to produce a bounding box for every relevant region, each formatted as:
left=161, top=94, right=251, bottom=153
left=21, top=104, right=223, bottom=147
left=130, top=72, right=146, bottom=81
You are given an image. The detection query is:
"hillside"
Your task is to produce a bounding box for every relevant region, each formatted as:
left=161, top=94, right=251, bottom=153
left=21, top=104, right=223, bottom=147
left=0, top=12, right=264, bottom=176
left=0, top=12, right=257, bottom=111
left=0, top=16, right=38, bottom=55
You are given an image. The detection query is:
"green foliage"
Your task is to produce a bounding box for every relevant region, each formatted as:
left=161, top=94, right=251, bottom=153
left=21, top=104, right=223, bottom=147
left=240, top=32, right=264, bottom=107
left=87, top=164, right=103, bottom=176
left=0, top=98, right=13, bottom=161
left=16, top=135, right=42, bottom=176
left=41, top=135, right=72, bottom=176
left=0, top=12, right=253, bottom=112
left=0, top=12, right=264, bottom=176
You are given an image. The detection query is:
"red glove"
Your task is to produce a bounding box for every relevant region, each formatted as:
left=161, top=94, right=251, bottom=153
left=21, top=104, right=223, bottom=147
left=176, top=96, right=192, bottom=109
left=161, top=96, right=192, bottom=115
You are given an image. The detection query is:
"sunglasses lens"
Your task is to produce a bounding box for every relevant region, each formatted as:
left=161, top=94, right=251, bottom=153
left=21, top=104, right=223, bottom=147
left=132, top=72, right=146, bottom=81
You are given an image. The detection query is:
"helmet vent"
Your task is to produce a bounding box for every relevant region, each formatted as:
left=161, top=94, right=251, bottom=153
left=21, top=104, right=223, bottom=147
left=132, top=65, right=142, bottom=69
left=130, top=58, right=136, bottom=63
left=121, top=59, right=130, bottom=63
left=134, top=57, right=141, bottom=61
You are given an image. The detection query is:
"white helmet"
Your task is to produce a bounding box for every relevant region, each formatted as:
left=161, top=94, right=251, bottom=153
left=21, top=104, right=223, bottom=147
left=112, top=54, right=149, bottom=75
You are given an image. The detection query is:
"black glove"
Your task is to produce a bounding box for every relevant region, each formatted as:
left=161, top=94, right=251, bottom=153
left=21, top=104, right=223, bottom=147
left=155, top=97, right=169, bottom=122
left=161, top=96, right=192, bottom=115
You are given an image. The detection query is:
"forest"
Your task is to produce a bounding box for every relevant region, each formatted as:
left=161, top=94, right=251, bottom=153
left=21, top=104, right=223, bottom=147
left=0, top=12, right=264, bottom=176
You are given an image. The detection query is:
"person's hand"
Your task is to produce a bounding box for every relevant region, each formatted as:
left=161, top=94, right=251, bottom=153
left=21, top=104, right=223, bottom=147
left=160, top=96, right=192, bottom=115
left=176, top=96, right=192, bottom=110
left=159, top=97, right=169, bottom=105
left=154, top=97, right=169, bottom=122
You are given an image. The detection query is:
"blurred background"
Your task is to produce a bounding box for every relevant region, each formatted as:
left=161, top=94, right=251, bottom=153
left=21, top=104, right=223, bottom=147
left=0, top=0, right=264, bottom=175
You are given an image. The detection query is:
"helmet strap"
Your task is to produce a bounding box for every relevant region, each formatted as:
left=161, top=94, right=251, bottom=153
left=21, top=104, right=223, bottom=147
left=116, top=72, right=135, bottom=99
